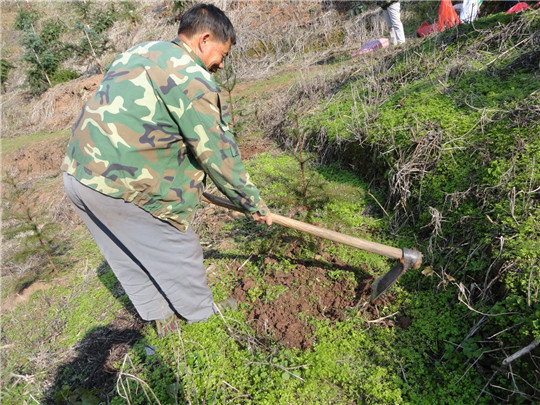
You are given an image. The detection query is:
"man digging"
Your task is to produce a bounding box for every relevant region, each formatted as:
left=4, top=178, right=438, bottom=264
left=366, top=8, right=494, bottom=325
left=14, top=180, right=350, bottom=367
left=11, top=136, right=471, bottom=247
left=61, top=3, right=272, bottom=335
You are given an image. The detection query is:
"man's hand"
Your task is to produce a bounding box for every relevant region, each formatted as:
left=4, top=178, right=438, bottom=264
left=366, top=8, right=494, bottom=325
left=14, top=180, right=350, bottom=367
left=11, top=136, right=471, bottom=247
left=252, top=211, right=272, bottom=226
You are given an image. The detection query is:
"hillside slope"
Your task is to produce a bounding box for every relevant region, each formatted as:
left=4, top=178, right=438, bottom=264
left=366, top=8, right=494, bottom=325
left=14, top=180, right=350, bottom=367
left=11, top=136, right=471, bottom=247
left=262, top=9, right=540, bottom=404
left=1, top=2, right=539, bottom=404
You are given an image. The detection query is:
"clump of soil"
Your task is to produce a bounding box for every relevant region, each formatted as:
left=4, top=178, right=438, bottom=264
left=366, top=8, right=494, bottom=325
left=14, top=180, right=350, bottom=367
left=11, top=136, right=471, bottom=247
left=231, top=241, right=382, bottom=350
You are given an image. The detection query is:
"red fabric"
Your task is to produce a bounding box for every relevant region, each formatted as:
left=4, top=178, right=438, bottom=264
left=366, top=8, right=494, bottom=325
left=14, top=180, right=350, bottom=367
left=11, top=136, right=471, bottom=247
left=506, top=2, right=529, bottom=14
left=416, top=0, right=461, bottom=38
left=417, top=21, right=441, bottom=37
left=438, top=0, right=460, bottom=30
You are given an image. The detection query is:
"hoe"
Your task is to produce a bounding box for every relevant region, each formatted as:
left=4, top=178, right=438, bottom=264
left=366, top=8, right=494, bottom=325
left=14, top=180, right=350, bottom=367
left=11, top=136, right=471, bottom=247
left=203, top=192, right=423, bottom=301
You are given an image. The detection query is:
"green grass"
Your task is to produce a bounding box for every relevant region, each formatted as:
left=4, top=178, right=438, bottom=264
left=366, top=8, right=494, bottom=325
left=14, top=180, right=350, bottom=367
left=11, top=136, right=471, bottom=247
left=1, top=130, right=69, bottom=156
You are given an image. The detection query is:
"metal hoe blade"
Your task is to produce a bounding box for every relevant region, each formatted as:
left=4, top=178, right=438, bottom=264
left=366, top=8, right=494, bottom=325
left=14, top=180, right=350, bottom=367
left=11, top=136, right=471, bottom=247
left=371, top=248, right=422, bottom=302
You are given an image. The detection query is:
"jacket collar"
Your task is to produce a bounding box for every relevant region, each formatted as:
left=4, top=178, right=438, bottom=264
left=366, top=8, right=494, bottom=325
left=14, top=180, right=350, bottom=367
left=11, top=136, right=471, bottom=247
left=171, top=38, right=208, bottom=72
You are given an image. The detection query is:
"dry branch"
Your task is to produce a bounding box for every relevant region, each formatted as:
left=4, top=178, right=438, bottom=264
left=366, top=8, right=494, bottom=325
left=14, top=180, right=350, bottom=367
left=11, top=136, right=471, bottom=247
left=502, top=340, right=540, bottom=366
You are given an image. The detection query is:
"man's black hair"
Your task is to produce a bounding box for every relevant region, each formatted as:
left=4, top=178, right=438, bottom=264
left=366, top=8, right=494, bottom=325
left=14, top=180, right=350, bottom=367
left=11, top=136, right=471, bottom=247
left=177, top=3, right=236, bottom=45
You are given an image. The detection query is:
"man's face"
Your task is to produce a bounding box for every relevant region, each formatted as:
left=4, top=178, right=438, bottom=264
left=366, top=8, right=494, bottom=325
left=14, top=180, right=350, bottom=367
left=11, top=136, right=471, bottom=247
left=200, top=37, right=231, bottom=73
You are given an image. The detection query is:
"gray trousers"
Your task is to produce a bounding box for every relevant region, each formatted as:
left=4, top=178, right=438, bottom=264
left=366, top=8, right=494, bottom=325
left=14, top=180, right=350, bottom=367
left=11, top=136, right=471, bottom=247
left=383, top=2, right=405, bottom=45
left=63, top=173, right=216, bottom=322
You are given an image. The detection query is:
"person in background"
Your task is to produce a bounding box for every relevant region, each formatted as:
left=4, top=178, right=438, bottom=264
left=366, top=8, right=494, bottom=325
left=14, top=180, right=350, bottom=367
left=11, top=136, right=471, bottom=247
left=378, top=0, right=406, bottom=45
left=61, top=3, right=272, bottom=336
left=453, top=2, right=464, bottom=14
left=459, top=0, right=482, bottom=23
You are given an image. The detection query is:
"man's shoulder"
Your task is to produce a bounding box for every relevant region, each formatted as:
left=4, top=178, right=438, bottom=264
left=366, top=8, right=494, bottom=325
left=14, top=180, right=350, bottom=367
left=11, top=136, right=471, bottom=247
left=106, top=39, right=219, bottom=98
left=110, top=41, right=185, bottom=70
left=128, top=40, right=176, bottom=54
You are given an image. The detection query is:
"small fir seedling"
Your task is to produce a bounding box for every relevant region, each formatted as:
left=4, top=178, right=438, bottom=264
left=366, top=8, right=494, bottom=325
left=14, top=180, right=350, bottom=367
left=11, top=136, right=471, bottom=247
left=3, top=171, right=65, bottom=290
left=286, top=111, right=313, bottom=204
left=1, top=58, right=15, bottom=92
left=215, top=56, right=238, bottom=128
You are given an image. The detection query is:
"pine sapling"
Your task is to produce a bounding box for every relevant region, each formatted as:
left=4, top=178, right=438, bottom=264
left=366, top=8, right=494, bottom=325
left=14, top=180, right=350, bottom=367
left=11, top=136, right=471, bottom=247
left=3, top=172, right=64, bottom=288
left=287, top=111, right=311, bottom=204
left=216, top=56, right=238, bottom=127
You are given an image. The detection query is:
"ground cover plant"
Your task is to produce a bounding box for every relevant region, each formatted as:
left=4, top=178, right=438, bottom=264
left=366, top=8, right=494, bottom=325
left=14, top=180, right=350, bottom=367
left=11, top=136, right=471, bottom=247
left=1, top=1, right=538, bottom=404
left=275, top=8, right=540, bottom=404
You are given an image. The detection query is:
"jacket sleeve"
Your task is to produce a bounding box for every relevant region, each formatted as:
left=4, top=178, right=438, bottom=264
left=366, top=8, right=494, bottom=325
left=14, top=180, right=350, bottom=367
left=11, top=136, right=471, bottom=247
left=177, top=87, right=268, bottom=215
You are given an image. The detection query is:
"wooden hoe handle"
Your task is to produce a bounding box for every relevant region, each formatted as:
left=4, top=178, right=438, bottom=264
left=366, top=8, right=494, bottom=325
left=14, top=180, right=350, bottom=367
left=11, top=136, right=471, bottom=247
left=202, top=192, right=403, bottom=260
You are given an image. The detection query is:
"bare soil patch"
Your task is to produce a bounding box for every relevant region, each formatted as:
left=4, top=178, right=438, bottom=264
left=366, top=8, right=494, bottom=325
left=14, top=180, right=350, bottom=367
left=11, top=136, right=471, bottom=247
left=1, top=280, right=53, bottom=312
left=236, top=132, right=277, bottom=159
left=2, top=75, right=102, bottom=139
left=4, top=136, right=67, bottom=178
left=231, top=240, right=393, bottom=350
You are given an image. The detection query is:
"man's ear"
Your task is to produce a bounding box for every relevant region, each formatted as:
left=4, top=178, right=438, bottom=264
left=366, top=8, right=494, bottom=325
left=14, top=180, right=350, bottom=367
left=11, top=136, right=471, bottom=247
left=198, top=32, right=213, bottom=51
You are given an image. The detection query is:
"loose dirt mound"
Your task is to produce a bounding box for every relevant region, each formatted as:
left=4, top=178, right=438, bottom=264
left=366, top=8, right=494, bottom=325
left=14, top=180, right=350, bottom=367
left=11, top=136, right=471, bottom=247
left=232, top=241, right=386, bottom=350
left=2, top=75, right=102, bottom=139
left=36, top=75, right=103, bottom=132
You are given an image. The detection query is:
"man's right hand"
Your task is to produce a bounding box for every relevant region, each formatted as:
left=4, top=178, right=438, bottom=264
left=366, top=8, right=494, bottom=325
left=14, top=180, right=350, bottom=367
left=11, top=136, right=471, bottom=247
left=252, top=211, right=272, bottom=226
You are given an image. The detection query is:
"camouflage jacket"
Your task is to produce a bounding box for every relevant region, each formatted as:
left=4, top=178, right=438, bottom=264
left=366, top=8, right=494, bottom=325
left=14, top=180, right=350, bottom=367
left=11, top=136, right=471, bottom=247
left=62, top=39, right=267, bottom=231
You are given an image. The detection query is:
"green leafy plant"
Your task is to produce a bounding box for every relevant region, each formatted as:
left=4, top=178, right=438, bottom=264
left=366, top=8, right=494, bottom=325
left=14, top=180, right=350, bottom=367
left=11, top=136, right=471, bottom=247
left=18, top=31, right=56, bottom=94
left=293, top=10, right=540, bottom=403
left=172, top=0, right=194, bottom=16
left=14, top=7, right=70, bottom=94
left=13, top=3, right=40, bottom=31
